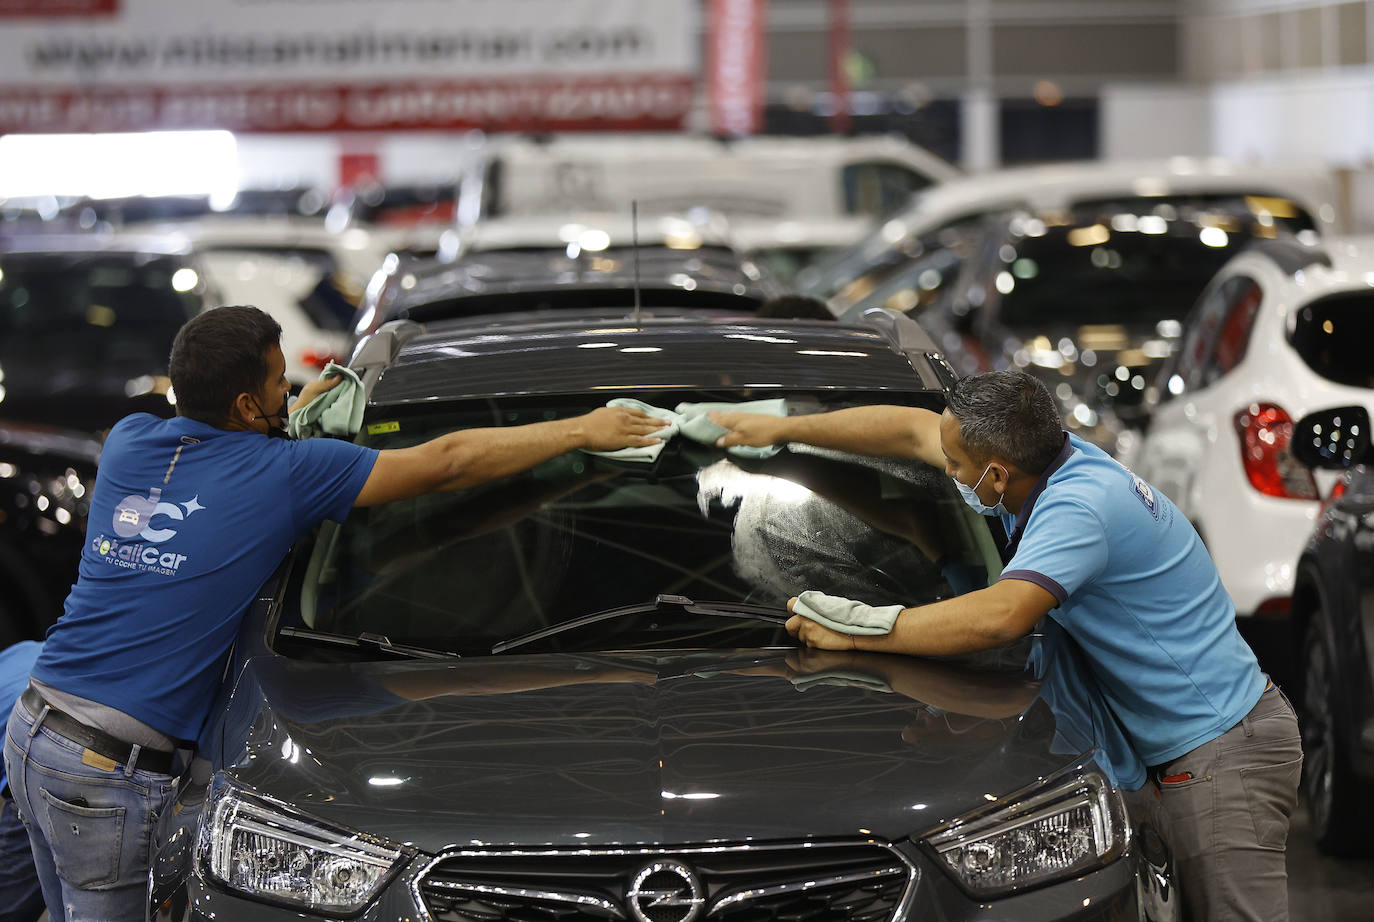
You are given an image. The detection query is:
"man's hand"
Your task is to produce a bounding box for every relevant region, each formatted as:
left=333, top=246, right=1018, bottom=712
left=576, top=406, right=669, bottom=452
left=709, top=411, right=788, bottom=449
left=785, top=596, right=859, bottom=651
left=290, top=374, right=343, bottom=413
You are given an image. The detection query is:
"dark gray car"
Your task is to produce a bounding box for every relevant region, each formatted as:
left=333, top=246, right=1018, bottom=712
left=149, top=309, right=1175, bottom=921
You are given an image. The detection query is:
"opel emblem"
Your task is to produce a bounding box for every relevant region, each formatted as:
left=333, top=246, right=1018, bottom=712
left=625, top=860, right=705, bottom=922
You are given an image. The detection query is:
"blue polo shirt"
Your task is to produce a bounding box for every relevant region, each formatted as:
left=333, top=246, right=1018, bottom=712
left=999, top=433, right=1265, bottom=766
left=32, top=414, right=377, bottom=742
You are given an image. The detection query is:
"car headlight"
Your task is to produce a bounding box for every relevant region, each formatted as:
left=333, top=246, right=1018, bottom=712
left=922, top=767, right=1129, bottom=898
left=199, top=779, right=408, bottom=914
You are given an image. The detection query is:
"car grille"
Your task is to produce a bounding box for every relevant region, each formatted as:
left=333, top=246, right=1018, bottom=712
left=416, top=842, right=914, bottom=922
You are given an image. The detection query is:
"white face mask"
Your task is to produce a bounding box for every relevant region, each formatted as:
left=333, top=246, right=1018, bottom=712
left=953, top=463, right=1008, bottom=516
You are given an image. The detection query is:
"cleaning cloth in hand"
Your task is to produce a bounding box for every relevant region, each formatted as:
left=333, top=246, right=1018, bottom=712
left=287, top=362, right=366, bottom=439
left=581, top=398, right=681, bottom=462
left=792, top=589, right=904, bottom=636
left=675, top=399, right=787, bottom=459
left=582, top=398, right=788, bottom=462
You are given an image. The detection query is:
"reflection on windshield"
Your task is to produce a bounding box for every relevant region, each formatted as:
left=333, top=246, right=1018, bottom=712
left=292, top=400, right=1002, bottom=656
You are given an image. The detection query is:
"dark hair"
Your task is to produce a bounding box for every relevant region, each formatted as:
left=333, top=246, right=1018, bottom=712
left=169, top=305, right=282, bottom=427
left=756, top=295, right=835, bottom=320
left=947, top=370, right=1064, bottom=475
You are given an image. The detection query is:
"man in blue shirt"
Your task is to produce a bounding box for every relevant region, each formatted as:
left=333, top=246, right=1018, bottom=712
left=0, top=640, right=42, bottom=922
left=713, top=369, right=1302, bottom=922
left=3, top=305, right=663, bottom=922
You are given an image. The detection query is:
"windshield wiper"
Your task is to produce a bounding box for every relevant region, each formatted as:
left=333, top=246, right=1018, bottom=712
left=279, top=626, right=460, bottom=661
left=491, top=594, right=788, bottom=654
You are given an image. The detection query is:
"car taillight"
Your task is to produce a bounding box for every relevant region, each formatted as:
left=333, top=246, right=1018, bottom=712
left=1233, top=403, right=1319, bottom=500
left=300, top=349, right=336, bottom=371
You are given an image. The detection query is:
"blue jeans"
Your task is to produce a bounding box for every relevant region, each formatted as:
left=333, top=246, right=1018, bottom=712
left=3, top=696, right=177, bottom=922
left=0, top=791, right=44, bottom=922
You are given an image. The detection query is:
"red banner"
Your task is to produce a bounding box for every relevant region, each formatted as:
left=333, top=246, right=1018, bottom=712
left=708, top=0, right=767, bottom=137
left=0, top=75, right=695, bottom=134
left=0, top=0, right=117, bottom=17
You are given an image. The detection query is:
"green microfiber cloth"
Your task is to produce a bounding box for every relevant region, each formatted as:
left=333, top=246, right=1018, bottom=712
left=792, top=589, right=904, bottom=636
left=581, top=398, right=681, bottom=462
left=675, top=399, right=786, bottom=459
left=582, top=398, right=787, bottom=463
left=288, top=362, right=366, bottom=439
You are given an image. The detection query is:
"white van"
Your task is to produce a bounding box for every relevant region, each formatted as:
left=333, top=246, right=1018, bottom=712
left=455, top=133, right=960, bottom=228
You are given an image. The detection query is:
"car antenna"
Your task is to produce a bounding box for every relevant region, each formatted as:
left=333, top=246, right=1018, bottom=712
left=631, top=199, right=643, bottom=329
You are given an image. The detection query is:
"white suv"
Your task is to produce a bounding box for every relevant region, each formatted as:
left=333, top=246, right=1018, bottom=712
left=1132, top=236, right=1374, bottom=619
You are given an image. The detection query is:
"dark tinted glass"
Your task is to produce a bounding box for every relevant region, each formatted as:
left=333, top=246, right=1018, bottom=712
left=995, top=229, right=1238, bottom=330
left=289, top=395, right=1002, bottom=657
left=1289, top=292, right=1374, bottom=388
left=0, top=255, right=200, bottom=375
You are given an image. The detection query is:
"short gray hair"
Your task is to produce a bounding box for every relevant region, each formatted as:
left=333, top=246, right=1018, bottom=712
left=947, top=370, right=1064, bottom=475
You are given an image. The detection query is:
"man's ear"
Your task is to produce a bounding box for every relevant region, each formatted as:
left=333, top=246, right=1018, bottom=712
left=229, top=392, right=259, bottom=430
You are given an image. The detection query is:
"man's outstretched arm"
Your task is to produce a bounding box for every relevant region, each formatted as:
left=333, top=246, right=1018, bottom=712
left=710, top=405, right=944, bottom=469
left=353, top=406, right=664, bottom=507
left=786, top=578, right=1057, bottom=657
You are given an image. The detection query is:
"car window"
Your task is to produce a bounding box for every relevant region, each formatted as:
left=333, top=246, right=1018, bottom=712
left=286, top=395, right=1004, bottom=658
left=842, top=162, right=935, bottom=219
left=1288, top=291, right=1374, bottom=389
left=830, top=214, right=991, bottom=315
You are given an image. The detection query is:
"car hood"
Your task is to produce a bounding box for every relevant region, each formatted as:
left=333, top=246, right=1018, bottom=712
left=211, top=645, right=1131, bottom=853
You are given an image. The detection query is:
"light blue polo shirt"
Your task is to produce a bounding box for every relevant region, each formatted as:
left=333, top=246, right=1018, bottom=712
left=999, top=433, right=1265, bottom=766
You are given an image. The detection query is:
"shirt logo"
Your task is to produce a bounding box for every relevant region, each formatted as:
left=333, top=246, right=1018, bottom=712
left=97, top=486, right=207, bottom=575
left=1131, top=474, right=1160, bottom=519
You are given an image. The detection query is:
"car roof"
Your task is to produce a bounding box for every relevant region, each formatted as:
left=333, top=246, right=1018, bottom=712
left=1237, top=235, right=1374, bottom=305
left=363, top=311, right=948, bottom=405
left=364, top=246, right=783, bottom=334
left=0, top=231, right=192, bottom=258
left=455, top=212, right=736, bottom=254
left=885, top=158, right=1341, bottom=237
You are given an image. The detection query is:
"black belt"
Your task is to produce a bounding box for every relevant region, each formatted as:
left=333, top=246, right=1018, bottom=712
left=20, top=686, right=175, bottom=775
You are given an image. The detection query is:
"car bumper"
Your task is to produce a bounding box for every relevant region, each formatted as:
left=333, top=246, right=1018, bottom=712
left=158, top=842, right=1168, bottom=922
left=1202, top=491, right=1317, bottom=618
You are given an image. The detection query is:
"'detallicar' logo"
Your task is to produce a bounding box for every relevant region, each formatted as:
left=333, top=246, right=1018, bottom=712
left=625, top=861, right=705, bottom=922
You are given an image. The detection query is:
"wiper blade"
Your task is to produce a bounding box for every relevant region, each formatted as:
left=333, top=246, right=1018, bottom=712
left=491, top=594, right=788, bottom=654
left=279, top=626, right=460, bottom=661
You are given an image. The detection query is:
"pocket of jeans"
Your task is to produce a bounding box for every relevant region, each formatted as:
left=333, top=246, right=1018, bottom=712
left=1240, top=755, right=1303, bottom=850
left=39, top=786, right=124, bottom=888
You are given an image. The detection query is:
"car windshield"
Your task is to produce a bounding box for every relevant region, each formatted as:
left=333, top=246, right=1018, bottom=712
left=995, top=195, right=1317, bottom=331
left=282, top=394, right=1004, bottom=658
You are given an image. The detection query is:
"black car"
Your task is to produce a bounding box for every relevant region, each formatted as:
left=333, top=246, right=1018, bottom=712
left=1290, top=405, right=1374, bottom=856
left=150, top=308, right=1176, bottom=921
left=0, top=238, right=207, bottom=640
left=829, top=195, right=1321, bottom=450
left=350, top=244, right=785, bottom=341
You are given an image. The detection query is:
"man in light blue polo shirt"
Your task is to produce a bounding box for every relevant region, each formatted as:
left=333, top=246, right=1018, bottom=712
left=712, top=369, right=1302, bottom=922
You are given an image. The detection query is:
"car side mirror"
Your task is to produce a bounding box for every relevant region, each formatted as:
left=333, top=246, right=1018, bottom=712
left=1291, top=406, right=1372, bottom=469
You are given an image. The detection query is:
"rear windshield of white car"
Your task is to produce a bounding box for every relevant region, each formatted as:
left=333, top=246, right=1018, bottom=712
left=282, top=394, right=1005, bottom=658
left=1289, top=291, right=1374, bottom=389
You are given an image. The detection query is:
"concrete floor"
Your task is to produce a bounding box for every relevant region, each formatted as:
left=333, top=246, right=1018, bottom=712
left=1287, top=796, right=1374, bottom=921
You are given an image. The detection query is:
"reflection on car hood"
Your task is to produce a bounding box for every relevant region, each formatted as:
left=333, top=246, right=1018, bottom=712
left=212, top=648, right=1101, bottom=853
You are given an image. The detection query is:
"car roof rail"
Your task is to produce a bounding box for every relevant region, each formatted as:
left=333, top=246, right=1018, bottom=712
left=348, top=319, right=424, bottom=399
left=837, top=306, right=956, bottom=393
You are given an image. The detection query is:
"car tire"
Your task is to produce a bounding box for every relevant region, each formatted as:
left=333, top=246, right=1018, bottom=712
left=1299, top=606, right=1374, bottom=856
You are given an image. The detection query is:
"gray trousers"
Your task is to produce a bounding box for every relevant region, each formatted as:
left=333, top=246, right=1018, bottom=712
left=1125, top=685, right=1303, bottom=922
